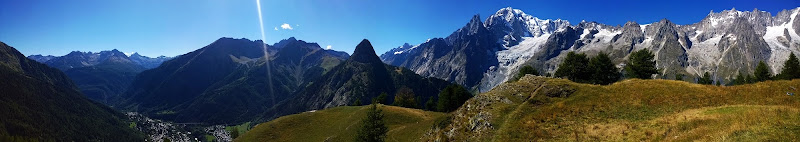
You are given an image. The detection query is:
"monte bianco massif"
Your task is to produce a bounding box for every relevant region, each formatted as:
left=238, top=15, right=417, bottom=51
left=381, top=7, right=800, bottom=92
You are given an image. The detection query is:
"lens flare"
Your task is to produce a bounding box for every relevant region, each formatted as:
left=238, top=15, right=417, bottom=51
left=256, top=0, right=274, bottom=100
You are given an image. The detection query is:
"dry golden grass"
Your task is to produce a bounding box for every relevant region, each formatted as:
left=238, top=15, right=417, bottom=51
left=239, top=77, right=800, bottom=142
left=457, top=76, right=800, bottom=141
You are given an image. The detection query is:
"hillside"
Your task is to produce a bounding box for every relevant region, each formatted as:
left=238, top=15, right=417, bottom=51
left=237, top=105, right=447, bottom=142
left=424, top=75, right=800, bottom=141
left=261, top=39, right=454, bottom=120
left=0, top=42, right=145, bottom=141
left=239, top=75, right=800, bottom=141
left=27, top=49, right=167, bottom=104
left=118, top=37, right=349, bottom=124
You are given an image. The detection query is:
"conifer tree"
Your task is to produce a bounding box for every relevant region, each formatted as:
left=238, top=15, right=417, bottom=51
left=555, top=52, right=590, bottom=83
left=355, top=103, right=387, bottom=142
left=624, top=49, right=659, bottom=79
left=588, top=52, right=619, bottom=85
left=778, top=53, right=800, bottom=80
left=754, top=61, right=772, bottom=82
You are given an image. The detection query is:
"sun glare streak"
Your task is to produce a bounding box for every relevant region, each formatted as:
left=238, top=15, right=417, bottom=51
left=256, top=0, right=275, bottom=99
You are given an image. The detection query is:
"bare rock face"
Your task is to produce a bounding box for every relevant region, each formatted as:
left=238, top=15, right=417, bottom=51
left=526, top=26, right=583, bottom=72
left=716, top=17, right=772, bottom=80
left=795, top=11, right=800, bottom=36
left=645, top=19, right=689, bottom=79
left=387, top=14, right=500, bottom=91
left=609, top=21, right=645, bottom=60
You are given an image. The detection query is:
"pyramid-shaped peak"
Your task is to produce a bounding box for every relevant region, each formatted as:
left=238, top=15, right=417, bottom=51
left=469, top=14, right=482, bottom=24
left=349, top=39, right=381, bottom=64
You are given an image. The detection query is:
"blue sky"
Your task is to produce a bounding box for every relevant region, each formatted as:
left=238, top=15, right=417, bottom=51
left=0, top=0, right=797, bottom=57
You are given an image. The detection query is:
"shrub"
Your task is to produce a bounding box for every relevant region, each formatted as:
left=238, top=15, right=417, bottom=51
left=392, top=87, right=418, bottom=108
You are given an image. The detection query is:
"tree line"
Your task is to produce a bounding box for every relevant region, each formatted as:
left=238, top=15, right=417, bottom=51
left=353, top=84, right=472, bottom=113
left=516, top=49, right=800, bottom=86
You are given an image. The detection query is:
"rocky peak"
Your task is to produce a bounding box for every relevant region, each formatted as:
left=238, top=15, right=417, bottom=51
left=130, top=52, right=143, bottom=58
left=446, top=14, right=492, bottom=45
left=100, top=49, right=127, bottom=57
left=273, top=37, right=298, bottom=49
left=773, top=8, right=799, bottom=25
left=349, top=39, right=382, bottom=64
left=577, top=21, right=616, bottom=30
left=612, top=21, right=645, bottom=44
left=466, top=14, right=485, bottom=35
left=400, top=43, right=412, bottom=49
left=645, top=19, right=678, bottom=39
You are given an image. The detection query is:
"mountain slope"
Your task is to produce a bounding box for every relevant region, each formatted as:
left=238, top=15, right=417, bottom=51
left=384, top=15, right=501, bottom=92
left=237, top=105, right=447, bottom=142
left=263, top=39, right=454, bottom=120
left=27, top=49, right=168, bottom=104
left=0, top=41, right=144, bottom=141
left=119, top=37, right=349, bottom=124
left=238, top=76, right=800, bottom=142
left=423, top=75, right=800, bottom=141
left=381, top=7, right=800, bottom=92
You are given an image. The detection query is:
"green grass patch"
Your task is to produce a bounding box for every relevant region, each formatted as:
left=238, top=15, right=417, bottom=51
left=236, top=105, right=446, bottom=142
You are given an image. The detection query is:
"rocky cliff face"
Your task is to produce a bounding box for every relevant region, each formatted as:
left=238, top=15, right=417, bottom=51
left=382, top=7, right=800, bottom=91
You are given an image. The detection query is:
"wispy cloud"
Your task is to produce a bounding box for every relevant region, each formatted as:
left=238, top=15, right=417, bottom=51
left=326, top=45, right=332, bottom=50
left=280, top=23, right=293, bottom=30
left=274, top=27, right=278, bottom=31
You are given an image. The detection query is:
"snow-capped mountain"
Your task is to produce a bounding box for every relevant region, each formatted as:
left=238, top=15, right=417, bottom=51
left=381, top=7, right=800, bottom=92
left=485, top=7, right=571, bottom=47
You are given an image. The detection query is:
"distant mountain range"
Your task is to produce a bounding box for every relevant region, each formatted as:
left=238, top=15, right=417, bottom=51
left=115, top=37, right=352, bottom=124
left=106, top=37, right=455, bottom=125
left=381, top=7, right=800, bottom=92
left=261, top=39, right=454, bottom=120
left=27, top=50, right=171, bottom=104
left=0, top=42, right=144, bottom=141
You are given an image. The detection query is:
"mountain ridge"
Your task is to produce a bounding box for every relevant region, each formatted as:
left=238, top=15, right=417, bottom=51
left=118, top=37, right=350, bottom=124
left=381, top=7, right=800, bottom=92
left=0, top=41, right=145, bottom=141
